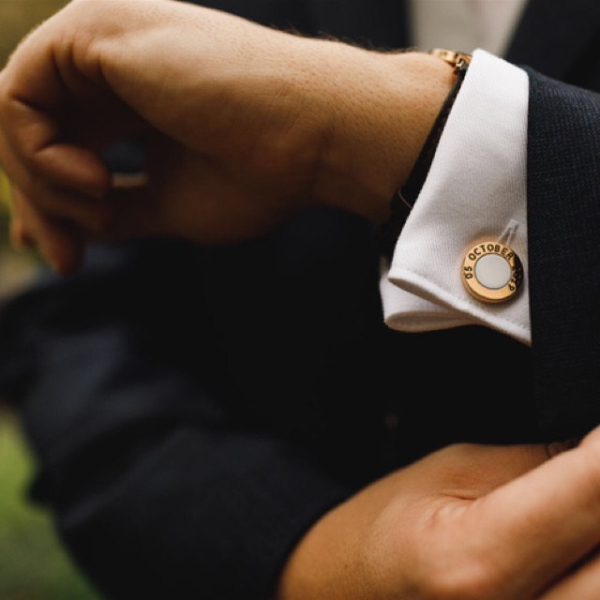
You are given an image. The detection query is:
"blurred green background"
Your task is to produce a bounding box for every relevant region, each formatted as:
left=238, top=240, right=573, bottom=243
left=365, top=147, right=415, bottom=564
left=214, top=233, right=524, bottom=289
left=0, top=1, right=102, bottom=598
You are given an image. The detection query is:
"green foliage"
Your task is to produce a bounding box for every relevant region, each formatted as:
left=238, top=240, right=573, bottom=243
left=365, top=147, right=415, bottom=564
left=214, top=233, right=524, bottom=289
left=0, top=410, right=102, bottom=599
left=0, top=1, right=69, bottom=70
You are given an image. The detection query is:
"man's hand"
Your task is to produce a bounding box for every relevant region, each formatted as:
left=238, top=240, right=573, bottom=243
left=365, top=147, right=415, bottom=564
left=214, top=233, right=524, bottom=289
left=0, top=0, right=453, bottom=272
left=276, top=428, right=600, bottom=599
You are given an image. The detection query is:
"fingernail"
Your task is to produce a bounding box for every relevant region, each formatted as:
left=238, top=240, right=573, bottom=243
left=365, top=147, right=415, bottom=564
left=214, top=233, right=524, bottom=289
left=11, top=231, right=34, bottom=251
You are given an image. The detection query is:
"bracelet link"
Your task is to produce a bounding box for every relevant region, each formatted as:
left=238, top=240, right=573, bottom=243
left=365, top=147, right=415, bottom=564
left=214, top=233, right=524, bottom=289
left=430, top=49, right=472, bottom=73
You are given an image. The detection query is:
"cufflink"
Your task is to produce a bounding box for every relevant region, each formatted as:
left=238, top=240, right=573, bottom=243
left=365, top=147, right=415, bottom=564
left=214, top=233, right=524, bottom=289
left=462, top=241, right=523, bottom=303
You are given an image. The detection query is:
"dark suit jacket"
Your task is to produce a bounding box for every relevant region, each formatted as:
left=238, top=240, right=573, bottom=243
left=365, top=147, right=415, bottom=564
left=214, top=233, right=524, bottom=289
left=1, top=0, right=600, bottom=598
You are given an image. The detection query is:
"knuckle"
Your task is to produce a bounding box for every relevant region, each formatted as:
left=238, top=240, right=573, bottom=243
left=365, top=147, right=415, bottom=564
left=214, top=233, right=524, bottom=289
left=423, top=558, right=500, bottom=600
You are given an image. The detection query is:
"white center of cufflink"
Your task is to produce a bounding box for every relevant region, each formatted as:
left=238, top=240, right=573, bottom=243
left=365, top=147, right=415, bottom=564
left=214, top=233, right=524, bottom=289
left=474, top=254, right=512, bottom=289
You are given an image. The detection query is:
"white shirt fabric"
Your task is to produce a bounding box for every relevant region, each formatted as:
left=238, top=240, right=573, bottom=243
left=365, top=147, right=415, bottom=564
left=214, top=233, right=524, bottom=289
left=379, top=0, right=532, bottom=345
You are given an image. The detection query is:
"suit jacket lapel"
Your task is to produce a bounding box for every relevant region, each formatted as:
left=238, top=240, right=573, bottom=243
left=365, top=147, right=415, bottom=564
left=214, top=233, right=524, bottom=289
left=514, top=1, right=600, bottom=436
left=505, top=0, right=600, bottom=81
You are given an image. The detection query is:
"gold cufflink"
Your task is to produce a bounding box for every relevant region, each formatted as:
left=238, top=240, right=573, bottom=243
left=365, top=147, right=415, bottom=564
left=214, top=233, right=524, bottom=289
left=462, top=241, right=523, bottom=303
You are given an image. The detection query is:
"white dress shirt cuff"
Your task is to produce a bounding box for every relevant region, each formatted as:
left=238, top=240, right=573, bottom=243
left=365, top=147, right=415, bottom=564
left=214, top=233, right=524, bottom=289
left=380, top=49, right=531, bottom=345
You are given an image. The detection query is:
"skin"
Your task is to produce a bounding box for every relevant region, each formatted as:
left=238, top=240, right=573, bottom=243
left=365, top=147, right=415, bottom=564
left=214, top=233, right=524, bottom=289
left=2, top=1, right=600, bottom=598
left=0, top=0, right=452, bottom=272
left=276, top=435, right=600, bottom=600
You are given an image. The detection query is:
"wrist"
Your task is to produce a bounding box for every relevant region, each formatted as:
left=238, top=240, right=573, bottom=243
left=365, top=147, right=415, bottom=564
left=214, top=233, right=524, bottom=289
left=309, top=46, right=456, bottom=223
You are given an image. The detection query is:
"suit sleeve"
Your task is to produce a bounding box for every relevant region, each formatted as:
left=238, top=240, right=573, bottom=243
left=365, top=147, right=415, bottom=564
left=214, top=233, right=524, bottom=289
left=525, top=68, right=600, bottom=437
left=0, top=241, right=352, bottom=600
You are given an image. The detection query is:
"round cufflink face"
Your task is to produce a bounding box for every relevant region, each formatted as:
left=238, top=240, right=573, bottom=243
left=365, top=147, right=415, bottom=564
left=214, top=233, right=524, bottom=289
left=462, top=242, right=523, bottom=303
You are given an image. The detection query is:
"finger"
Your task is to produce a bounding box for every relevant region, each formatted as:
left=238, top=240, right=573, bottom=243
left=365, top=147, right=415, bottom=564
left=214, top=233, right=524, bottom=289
left=0, top=118, right=112, bottom=233
left=85, top=176, right=163, bottom=243
left=465, top=425, right=600, bottom=597
left=33, top=216, right=84, bottom=276
left=10, top=220, right=34, bottom=250
left=27, top=141, right=112, bottom=200
left=538, top=550, right=600, bottom=599
left=0, top=28, right=112, bottom=199
left=31, top=184, right=113, bottom=233
left=1, top=100, right=110, bottom=198
left=0, top=101, right=113, bottom=220
left=4, top=168, right=112, bottom=235
left=9, top=190, right=34, bottom=250
left=13, top=186, right=83, bottom=273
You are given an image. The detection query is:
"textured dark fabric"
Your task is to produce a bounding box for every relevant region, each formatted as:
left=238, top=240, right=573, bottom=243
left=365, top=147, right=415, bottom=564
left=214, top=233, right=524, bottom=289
left=1, top=0, right=600, bottom=598
left=59, top=428, right=351, bottom=600
left=526, top=69, right=600, bottom=436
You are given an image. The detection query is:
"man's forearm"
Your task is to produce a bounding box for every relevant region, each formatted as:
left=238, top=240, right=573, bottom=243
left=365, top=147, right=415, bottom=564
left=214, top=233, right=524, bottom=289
left=291, top=42, right=456, bottom=223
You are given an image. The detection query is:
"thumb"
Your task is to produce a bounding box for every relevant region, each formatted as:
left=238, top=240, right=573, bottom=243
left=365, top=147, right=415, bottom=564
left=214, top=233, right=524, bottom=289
left=456, top=426, right=600, bottom=598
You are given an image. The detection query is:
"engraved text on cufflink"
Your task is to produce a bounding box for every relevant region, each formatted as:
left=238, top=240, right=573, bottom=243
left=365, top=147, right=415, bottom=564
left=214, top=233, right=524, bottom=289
left=462, top=241, right=523, bottom=303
